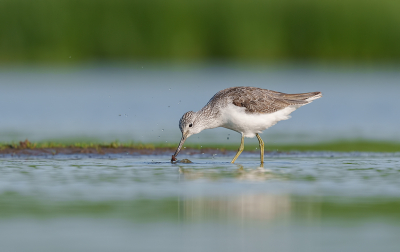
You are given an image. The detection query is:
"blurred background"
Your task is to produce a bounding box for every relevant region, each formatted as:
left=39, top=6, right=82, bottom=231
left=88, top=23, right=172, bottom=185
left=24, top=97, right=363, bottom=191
left=1, top=0, right=399, bottom=144
left=2, top=0, right=400, bottom=63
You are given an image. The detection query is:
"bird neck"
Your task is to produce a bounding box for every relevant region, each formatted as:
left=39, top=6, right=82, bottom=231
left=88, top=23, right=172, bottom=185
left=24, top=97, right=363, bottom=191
left=195, top=105, right=223, bottom=131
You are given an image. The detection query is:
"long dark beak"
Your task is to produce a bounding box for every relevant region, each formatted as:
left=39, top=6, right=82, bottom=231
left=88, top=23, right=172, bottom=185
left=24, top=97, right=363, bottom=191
left=171, top=135, right=186, bottom=162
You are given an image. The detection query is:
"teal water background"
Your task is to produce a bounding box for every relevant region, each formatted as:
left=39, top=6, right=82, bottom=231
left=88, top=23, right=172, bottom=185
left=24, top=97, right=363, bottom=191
left=1, top=64, right=399, bottom=144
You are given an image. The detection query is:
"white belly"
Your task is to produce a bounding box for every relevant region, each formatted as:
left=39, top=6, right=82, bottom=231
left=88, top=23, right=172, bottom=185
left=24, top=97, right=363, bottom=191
left=220, top=103, right=298, bottom=138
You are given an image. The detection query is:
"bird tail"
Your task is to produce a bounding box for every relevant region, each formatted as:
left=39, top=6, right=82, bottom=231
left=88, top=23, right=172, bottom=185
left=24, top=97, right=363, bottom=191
left=270, top=90, right=322, bottom=101
left=305, top=92, right=322, bottom=102
left=277, top=91, right=322, bottom=103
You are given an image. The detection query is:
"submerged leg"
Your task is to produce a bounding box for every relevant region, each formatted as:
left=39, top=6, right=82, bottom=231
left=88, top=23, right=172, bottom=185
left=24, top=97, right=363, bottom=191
left=231, top=134, right=245, bottom=164
left=256, top=133, right=264, bottom=164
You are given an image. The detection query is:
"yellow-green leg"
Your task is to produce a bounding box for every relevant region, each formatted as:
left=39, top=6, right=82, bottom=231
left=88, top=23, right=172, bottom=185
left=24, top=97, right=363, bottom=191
left=256, top=133, right=264, bottom=164
left=231, top=134, right=245, bottom=163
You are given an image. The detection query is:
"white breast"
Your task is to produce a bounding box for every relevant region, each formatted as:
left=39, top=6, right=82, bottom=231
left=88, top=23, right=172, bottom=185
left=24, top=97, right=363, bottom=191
left=219, top=103, right=298, bottom=138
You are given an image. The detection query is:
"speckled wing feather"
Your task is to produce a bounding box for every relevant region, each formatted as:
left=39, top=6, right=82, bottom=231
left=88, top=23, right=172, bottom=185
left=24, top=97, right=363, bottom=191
left=268, top=90, right=321, bottom=100
left=209, top=87, right=320, bottom=114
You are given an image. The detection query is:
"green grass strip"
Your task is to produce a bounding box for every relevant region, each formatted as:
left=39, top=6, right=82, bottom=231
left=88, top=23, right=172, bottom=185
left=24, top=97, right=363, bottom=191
left=1, top=140, right=399, bottom=153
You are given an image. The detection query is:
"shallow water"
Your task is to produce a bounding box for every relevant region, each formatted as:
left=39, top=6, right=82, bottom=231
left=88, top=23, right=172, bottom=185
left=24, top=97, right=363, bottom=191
left=1, top=153, right=400, bottom=252
left=1, top=65, right=400, bottom=143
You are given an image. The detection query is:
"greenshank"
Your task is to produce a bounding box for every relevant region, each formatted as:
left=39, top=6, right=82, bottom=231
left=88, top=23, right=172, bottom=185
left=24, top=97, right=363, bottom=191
left=171, top=87, right=322, bottom=164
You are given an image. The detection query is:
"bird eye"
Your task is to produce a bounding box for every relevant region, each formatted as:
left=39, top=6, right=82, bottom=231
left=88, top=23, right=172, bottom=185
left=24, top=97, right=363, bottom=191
left=189, top=123, right=193, bottom=127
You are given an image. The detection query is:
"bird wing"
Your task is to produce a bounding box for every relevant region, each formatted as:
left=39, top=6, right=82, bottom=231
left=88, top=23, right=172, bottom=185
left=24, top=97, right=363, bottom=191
left=268, top=90, right=322, bottom=100
left=225, top=87, right=318, bottom=114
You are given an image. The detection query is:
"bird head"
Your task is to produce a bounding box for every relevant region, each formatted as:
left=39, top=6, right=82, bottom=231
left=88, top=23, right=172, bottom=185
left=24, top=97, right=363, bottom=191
left=171, top=111, right=202, bottom=162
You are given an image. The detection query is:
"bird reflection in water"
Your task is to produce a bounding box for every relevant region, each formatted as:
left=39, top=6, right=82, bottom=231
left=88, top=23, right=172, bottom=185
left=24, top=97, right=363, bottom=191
left=176, top=164, right=313, bottom=221
left=178, top=163, right=276, bottom=182
left=179, top=193, right=292, bottom=222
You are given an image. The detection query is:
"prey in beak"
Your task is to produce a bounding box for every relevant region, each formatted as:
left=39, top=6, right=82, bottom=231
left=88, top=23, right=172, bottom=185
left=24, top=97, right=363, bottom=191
left=171, top=134, right=187, bottom=163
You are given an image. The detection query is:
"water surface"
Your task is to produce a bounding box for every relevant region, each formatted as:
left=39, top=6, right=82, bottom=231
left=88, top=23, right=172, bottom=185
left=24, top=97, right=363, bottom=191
left=1, top=153, right=399, bottom=252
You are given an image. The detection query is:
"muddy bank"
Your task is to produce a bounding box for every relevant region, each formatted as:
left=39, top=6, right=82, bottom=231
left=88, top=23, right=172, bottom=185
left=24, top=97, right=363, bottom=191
left=0, top=140, right=235, bottom=157
left=0, top=146, right=236, bottom=157
left=3, top=139, right=398, bottom=157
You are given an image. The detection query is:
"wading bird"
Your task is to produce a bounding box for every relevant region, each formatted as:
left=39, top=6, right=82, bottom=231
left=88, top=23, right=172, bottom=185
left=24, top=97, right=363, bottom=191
left=171, top=87, right=321, bottom=164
